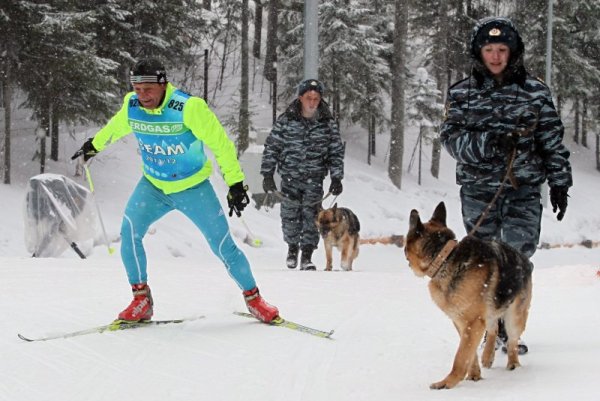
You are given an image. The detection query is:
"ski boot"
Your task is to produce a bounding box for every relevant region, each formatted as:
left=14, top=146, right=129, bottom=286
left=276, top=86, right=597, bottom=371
left=118, top=283, right=154, bottom=321
left=243, top=287, right=279, bottom=323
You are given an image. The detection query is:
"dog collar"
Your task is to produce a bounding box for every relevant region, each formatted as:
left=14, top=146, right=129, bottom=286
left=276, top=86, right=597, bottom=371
left=426, top=239, right=458, bottom=278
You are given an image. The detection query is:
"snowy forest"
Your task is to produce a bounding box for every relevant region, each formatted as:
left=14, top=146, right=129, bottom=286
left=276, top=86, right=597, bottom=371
left=1, top=0, right=599, bottom=188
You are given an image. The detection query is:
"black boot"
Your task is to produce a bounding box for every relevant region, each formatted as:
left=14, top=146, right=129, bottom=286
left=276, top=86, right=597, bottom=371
left=300, top=247, right=316, bottom=271
left=498, top=319, right=528, bottom=355
left=286, top=244, right=299, bottom=269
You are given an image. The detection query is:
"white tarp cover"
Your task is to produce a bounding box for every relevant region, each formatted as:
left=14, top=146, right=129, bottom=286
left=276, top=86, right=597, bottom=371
left=24, top=174, right=97, bottom=257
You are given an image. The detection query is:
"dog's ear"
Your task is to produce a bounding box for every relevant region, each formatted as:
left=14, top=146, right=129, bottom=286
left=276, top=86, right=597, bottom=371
left=431, top=202, right=446, bottom=226
left=409, top=210, right=424, bottom=234
left=332, top=202, right=338, bottom=211
left=316, top=202, right=324, bottom=213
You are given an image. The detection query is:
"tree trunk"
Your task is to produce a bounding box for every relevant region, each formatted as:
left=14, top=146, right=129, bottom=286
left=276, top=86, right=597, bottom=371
left=596, top=133, right=600, bottom=172
left=332, top=66, right=341, bottom=124
left=39, top=101, right=50, bottom=174
left=253, top=0, right=263, bottom=59
left=271, top=77, right=277, bottom=124
left=264, top=0, right=279, bottom=82
left=238, top=0, right=250, bottom=155
left=430, top=0, right=449, bottom=180
left=367, top=110, right=373, bottom=165
left=388, top=0, right=407, bottom=189
left=217, top=8, right=233, bottom=92
left=204, top=49, right=209, bottom=101
left=418, top=125, right=424, bottom=186
left=370, top=113, right=376, bottom=155
left=50, top=106, right=59, bottom=161
left=582, top=97, right=588, bottom=148
left=573, top=96, right=580, bottom=144
left=2, top=77, right=11, bottom=184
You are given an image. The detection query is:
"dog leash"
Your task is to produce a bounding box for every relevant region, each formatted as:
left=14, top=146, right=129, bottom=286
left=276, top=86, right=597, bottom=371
left=468, top=116, right=538, bottom=237
left=467, top=147, right=517, bottom=237
left=327, top=194, right=339, bottom=209
left=427, top=142, right=519, bottom=277
left=428, top=142, right=521, bottom=275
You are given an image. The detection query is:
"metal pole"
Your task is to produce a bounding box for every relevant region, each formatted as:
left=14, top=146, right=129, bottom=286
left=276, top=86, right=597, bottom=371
left=303, top=0, right=319, bottom=79
left=545, top=0, right=553, bottom=88
left=542, top=0, right=554, bottom=208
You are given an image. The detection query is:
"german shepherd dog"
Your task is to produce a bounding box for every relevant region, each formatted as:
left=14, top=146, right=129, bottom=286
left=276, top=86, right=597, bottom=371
left=316, top=203, right=360, bottom=271
left=404, top=202, right=532, bottom=389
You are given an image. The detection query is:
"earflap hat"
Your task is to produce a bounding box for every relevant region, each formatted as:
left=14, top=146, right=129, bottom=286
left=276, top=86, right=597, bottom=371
left=470, top=17, right=524, bottom=62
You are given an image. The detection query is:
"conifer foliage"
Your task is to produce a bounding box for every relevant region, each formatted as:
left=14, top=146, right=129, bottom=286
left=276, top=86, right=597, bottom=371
left=1, top=0, right=599, bottom=183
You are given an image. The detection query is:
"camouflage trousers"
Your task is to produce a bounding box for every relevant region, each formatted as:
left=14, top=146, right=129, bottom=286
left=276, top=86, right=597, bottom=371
left=460, top=184, right=542, bottom=258
left=280, top=177, right=324, bottom=250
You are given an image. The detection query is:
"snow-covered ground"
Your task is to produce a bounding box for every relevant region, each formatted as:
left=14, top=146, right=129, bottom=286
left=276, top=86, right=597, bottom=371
left=1, top=108, right=599, bottom=400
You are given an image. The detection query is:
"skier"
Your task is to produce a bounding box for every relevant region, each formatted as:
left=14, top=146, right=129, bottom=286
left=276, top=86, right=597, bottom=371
left=260, top=79, right=345, bottom=270
left=72, top=58, right=278, bottom=323
left=440, top=17, right=572, bottom=354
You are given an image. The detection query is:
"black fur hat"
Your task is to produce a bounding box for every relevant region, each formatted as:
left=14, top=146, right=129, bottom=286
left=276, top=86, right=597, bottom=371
left=130, top=58, right=168, bottom=84
left=298, top=79, right=324, bottom=96
left=470, top=17, right=524, bottom=61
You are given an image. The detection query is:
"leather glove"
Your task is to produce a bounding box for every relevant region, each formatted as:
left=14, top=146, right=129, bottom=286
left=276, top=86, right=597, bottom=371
left=227, top=182, right=250, bottom=217
left=329, top=178, right=343, bottom=196
left=493, top=132, right=520, bottom=154
left=262, top=175, right=277, bottom=193
left=550, top=186, right=568, bottom=221
left=71, top=138, right=98, bottom=161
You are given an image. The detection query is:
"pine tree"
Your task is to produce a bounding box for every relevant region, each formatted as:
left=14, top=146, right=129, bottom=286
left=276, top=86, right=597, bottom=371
left=17, top=2, right=119, bottom=170
left=406, top=67, right=443, bottom=184
left=0, top=0, right=42, bottom=182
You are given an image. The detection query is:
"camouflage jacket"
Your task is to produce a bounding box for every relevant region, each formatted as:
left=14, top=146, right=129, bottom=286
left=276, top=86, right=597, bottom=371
left=440, top=70, right=572, bottom=190
left=261, top=99, right=344, bottom=181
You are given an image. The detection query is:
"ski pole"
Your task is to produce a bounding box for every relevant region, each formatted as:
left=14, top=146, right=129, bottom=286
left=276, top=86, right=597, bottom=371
left=240, top=217, right=262, bottom=247
left=84, top=164, right=116, bottom=255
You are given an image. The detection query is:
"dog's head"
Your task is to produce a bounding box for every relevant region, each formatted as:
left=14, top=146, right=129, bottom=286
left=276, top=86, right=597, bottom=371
left=316, top=203, right=340, bottom=238
left=405, top=202, right=456, bottom=277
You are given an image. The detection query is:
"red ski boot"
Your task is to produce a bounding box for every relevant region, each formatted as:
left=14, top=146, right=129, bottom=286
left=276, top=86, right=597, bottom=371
left=118, top=283, right=154, bottom=321
left=243, top=287, right=279, bottom=323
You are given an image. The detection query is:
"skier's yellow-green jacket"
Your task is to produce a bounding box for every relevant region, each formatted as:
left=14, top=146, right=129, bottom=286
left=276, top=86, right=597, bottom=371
left=92, top=83, right=244, bottom=194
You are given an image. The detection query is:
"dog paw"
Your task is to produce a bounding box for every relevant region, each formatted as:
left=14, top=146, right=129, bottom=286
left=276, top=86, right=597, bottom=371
left=429, top=379, right=456, bottom=390
left=506, top=361, right=521, bottom=371
left=481, top=355, right=494, bottom=368
left=466, top=372, right=482, bottom=381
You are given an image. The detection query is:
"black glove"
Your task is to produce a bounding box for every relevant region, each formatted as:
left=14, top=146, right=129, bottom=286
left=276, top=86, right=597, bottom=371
left=493, top=132, right=520, bottom=154
left=227, top=182, right=250, bottom=217
left=71, top=138, right=98, bottom=161
left=329, top=178, right=343, bottom=196
left=550, top=186, right=568, bottom=221
left=262, top=176, right=277, bottom=193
